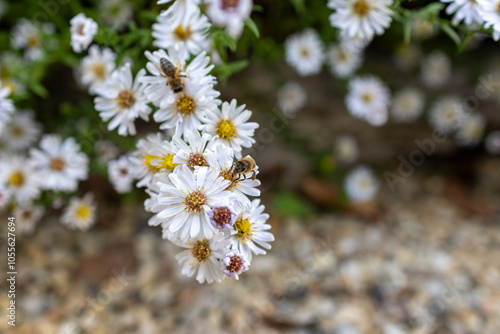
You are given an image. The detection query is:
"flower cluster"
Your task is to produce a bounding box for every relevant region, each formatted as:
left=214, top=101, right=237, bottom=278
left=70, top=0, right=272, bottom=284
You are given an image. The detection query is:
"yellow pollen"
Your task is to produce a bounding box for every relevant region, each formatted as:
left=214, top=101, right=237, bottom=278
left=191, top=239, right=210, bottom=262
left=216, top=120, right=237, bottom=141
left=235, top=216, right=252, bottom=241
left=338, top=50, right=348, bottom=62
left=116, top=90, right=135, bottom=109
left=49, top=157, right=66, bottom=171
left=187, top=153, right=206, bottom=169
left=8, top=171, right=24, bottom=187
left=300, top=47, right=310, bottom=58
left=176, top=94, right=196, bottom=116
left=92, top=63, right=106, bottom=79
left=158, top=154, right=178, bottom=171
left=352, top=0, right=370, bottom=17
left=362, top=93, right=373, bottom=103
left=174, top=24, right=192, bottom=41
left=219, top=169, right=239, bottom=190
left=76, top=205, right=91, bottom=220
left=184, top=189, right=207, bottom=213
left=27, top=34, right=41, bottom=48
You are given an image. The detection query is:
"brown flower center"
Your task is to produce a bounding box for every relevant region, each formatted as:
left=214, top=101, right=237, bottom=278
left=226, top=255, right=244, bottom=274
left=116, top=90, right=135, bottom=109
left=212, top=206, right=233, bottom=227
left=222, top=0, right=239, bottom=10
left=191, top=239, right=210, bottom=262
left=352, top=0, right=370, bottom=17
left=92, top=63, right=106, bottom=80
left=362, top=92, right=373, bottom=103
left=49, top=157, right=66, bottom=171
left=184, top=189, right=207, bottom=213
left=187, top=153, right=206, bottom=169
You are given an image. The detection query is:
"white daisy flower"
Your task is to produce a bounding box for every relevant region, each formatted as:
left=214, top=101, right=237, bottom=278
left=1, top=111, right=42, bottom=151
left=441, top=0, right=483, bottom=26
left=0, top=185, right=10, bottom=210
left=94, top=140, right=120, bottom=165
left=70, top=13, right=98, bottom=53
left=94, top=63, right=152, bottom=136
left=108, top=155, right=137, bottom=194
left=0, top=82, right=15, bottom=134
left=80, top=45, right=116, bottom=94
left=153, top=6, right=211, bottom=60
left=326, top=44, right=363, bottom=78
left=334, top=135, right=359, bottom=165
left=222, top=250, right=249, bottom=280
left=230, top=199, right=274, bottom=262
left=411, top=17, right=438, bottom=40
left=99, top=0, right=134, bottom=30
left=172, top=130, right=214, bottom=169
left=485, top=131, right=500, bottom=155
left=284, top=29, right=325, bottom=76
left=29, top=134, right=89, bottom=192
left=152, top=165, right=234, bottom=242
left=174, top=232, right=230, bottom=284
left=344, top=165, right=379, bottom=203
left=131, top=133, right=178, bottom=187
left=61, top=193, right=97, bottom=231
left=394, top=43, right=421, bottom=71
left=346, top=75, right=391, bottom=126
left=0, top=155, right=40, bottom=205
left=206, top=143, right=260, bottom=210
left=158, top=0, right=201, bottom=25
left=328, top=0, right=394, bottom=41
left=421, top=51, right=451, bottom=88
left=200, top=99, right=258, bottom=158
left=277, top=81, right=307, bottom=117
left=477, top=0, right=500, bottom=41
left=205, top=0, right=252, bottom=38
left=11, top=19, right=44, bottom=60
left=141, top=48, right=216, bottom=109
left=428, top=96, right=466, bottom=134
left=455, top=113, right=485, bottom=146
left=390, top=87, right=425, bottom=123
left=14, top=204, right=44, bottom=236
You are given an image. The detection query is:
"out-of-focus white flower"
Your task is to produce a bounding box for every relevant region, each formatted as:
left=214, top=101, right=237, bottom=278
left=390, top=87, right=425, bottom=123
left=455, top=113, right=485, bottom=146
left=338, top=31, right=371, bottom=51
left=428, top=96, right=466, bottom=134
left=108, top=155, right=137, bottom=193
left=485, top=131, right=500, bottom=155
left=0, top=81, right=14, bottom=134
left=94, top=63, right=151, bottom=136
left=61, top=193, right=97, bottom=231
left=1, top=111, right=42, bottom=151
left=14, top=204, right=44, bottom=236
left=411, top=17, right=438, bottom=40
left=80, top=45, right=116, bottom=94
left=230, top=199, right=273, bottom=262
left=200, top=99, right=258, bottom=159
left=30, top=134, right=89, bottom=192
left=0, top=185, right=10, bottom=210
left=441, top=0, right=483, bottom=26
left=277, top=82, right=307, bottom=117
left=222, top=250, right=249, bottom=280
left=158, top=0, right=201, bottom=25
left=284, top=29, right=325, bottom=76
left=153, top=6, right=210, bottom=59
left=334, top=135, right=359, bottom=165
left=346, top=75, right=391, bottom=126
left=326, top=44, right=363, bottom=78
left=477, top=0, right=500, bottom=41
left=344, top=165, right=379, bottom=203
left=421, top=51, right=451, bottom=88
left=394, top=44, right=421, bottom=71
left=150, top=165, right=234, bottom=242
left=94, top=140, right=120, bottom=165
left=11, top=19, right=44, bottom=60
left=99, top=0, right=134, bottom=30
left=205, top=0, right=252, bottom=38
left=0, top=155, right=40, bottom=205
left=174, top=232, right=230, bottom=284
left=328, top=0, right=393, bottom=41
left=70, top=13, right=98, bottom=53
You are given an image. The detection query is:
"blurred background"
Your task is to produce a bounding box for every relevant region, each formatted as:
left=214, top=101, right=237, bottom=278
left=1, top=0, right=500, bottom=333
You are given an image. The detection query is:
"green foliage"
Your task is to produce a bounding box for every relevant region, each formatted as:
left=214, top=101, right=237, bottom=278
left=271, top=191, right=314, bottom=218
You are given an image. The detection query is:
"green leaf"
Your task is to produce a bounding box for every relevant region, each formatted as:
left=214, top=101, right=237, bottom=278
left=403, top=18, right=412, bottom=45
left=418, top=2, right=445, bottom=17
left=441, top=23, right=461, bottom=45
left=271, top=191, right=314, bottom=218
left=245, top=18, right=260, bottom=39
left=289, top=0, right=305, bottom=14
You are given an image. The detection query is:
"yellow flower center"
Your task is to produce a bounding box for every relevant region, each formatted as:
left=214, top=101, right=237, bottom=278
left=184, top=189, right=207, bottom=213
left=49, top=157, right=66, bottom=171
left=235, top=216, right=252, bottom=241
left=219, top=168, right=239, bottom=190
left=362, top=92, right=373, bottom=103
left=174, top=24, right=192, bottom=41
left=11, top=125, right=24, bottom=137
left=3, top=81, right=16, bottom=95
left=352, top=0, right=370, bottom=17
left=176, top=94, right=196, bottom=116
left=216, top=120, right=237, bottom=141
left=300, top=47, right=310, bottom=58
left=8, top=171, right=25, bottom=187
left=191, top=239, right=210, bottom=262
left=27, top=34, right=41, bottom=48
left=186, top=153, right=206, bottom=169
left=116, top=90, right=135, bottom=109
left=92, top=63, right=106, bottom=80
left=143, top=154, right=177, bottom=172
left=76, top=205, right=91, bottom=220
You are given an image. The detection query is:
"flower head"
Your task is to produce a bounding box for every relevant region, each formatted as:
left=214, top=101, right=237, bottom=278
left=1, top=110, right=42, bottom=151
left=0, top=155, right=41, bottom=205
left=344, top=165, right=379, bottom=203
left=70, top=13, right=98, bottom=53
left=14, top=204, right=44, bottom=236
left=390, top=87, right=425, bottom=123
left=334, top=135, right=359, bottom=165
left=326, top=44, right=363, bottom=78
left=421, top=51, right=451, bottom=88
left=61, top=193, right=97, bottom=231
left=108, top=155, right=137, bottom=193
left=207, top=201, right=237, bottom=229
left=346, top=75, right=391, bottom=126
left=80, top=45, right=116, bottom=94
left=0, top=81, right=15, bottom=134
left=222, top=250, right=249, bottom=280
left=277, top=82, right=307, bottom=117
left=205, top=0, right=252, bottom=38
left=428, top=96, right=466, bottom=134
left=455, top=113, right=485, bottom=146
left=284, top=29, right=325, bottom=76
